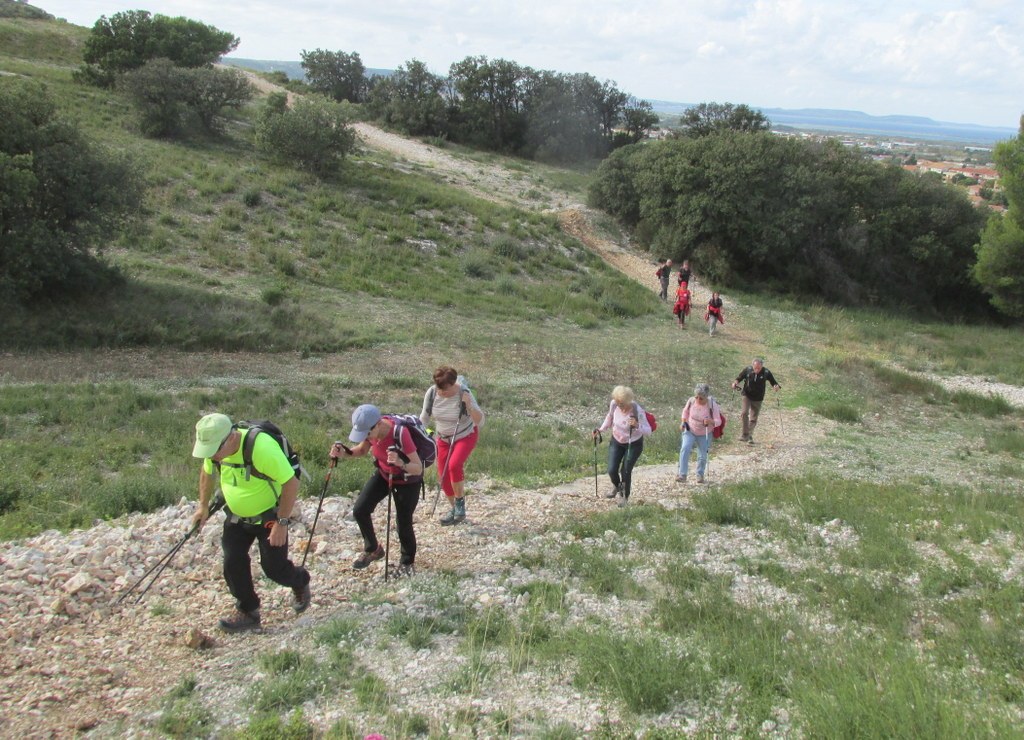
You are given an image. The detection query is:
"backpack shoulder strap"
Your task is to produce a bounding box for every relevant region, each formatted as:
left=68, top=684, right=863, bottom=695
left=425, top=386, right=436, bottom=417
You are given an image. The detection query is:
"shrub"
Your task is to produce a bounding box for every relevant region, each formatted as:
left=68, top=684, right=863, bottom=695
left=0, top=79, right=140, bottom=303
left=254, top=95, right=357, bottom=177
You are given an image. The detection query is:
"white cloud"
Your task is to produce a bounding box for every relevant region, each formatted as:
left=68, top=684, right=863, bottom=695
left=37, top=0, right=1024, bottom=127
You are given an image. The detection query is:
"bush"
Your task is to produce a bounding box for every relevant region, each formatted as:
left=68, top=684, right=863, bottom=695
left=0, top=79, right=141, bottom=303
left=254, top=95, right=357, bottom=177
left=119, top=60, right=253, bottom=137
left=78, top=10, right=239, bottom=86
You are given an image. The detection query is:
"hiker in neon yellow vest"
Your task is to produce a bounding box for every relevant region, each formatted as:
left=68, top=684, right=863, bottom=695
left=190, top=413, right=311, bottom=632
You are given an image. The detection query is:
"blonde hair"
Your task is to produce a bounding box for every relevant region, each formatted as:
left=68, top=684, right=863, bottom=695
left=611, top=385, right=635, bottom=406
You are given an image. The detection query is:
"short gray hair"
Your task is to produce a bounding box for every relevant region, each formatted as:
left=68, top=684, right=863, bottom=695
left=752, top=357, right=764, bottom=366
left=694, top=383, right=710, bottom=399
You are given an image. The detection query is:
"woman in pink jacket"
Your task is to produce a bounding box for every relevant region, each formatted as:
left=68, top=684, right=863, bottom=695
left=593, top=385, right=653, bottom=506
left=677, top=384, right=722, bottom=484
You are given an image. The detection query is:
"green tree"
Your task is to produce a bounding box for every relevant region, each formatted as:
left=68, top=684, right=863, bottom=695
left=185, top=65, right=254, bottom=132
left=974, top=119, right=1024, bottom=316
left=300, top=49, right=367, bottom=103
left=621, top=97, right=659, bottom=143
left=79, top=10, right=239, bottom=86
left=678, top=102, right=770, bottom=138
left=254, top=95, right=357, bottom=177
left=0, top=80, right=140, bottom=302
left=367, top=59, right=448, bottom=137
left=118, top=58, right=190, bottom=137
left=589, top=131, right=984, bottom=311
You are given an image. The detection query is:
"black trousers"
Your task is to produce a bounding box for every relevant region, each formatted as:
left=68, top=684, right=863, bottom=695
left=221, top=518, right=308, bottom=614
left=607, top=437, right=644, bottom=498
left=352, top=471, right=420, bottom=565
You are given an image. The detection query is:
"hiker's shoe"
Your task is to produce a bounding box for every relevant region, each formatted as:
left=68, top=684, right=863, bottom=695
left=453, top=497, right=466, bottom=523
left=605, top=484, right=620, bottom=499
left=352, top=545, right=385, bottom=570
left=395, top=563, right=415, bottom=578
left=439, top=505, right=457, bottom=525
left=747, top=438, right=755, bottom=445
left=218, top=608, right=260, bottom=633
left=618, top=496, right=629, bottom=508
left=739, top=435, right=749, bottom=442
left=292, top=581, right=311, bottom=613
left=696, top=475, right=705, bottom=484
left=675, top=475, right=687, bottom=483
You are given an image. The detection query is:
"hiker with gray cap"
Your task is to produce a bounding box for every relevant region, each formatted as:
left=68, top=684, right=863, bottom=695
left=330, top=404, right=423, bottom=577
left=190, top=413, right=310, bottom=633
left=677, top=384, right=722, bottom=484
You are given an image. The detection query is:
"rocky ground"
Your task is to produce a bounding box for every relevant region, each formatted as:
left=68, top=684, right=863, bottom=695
left=0, top=404, right=825, bottom=738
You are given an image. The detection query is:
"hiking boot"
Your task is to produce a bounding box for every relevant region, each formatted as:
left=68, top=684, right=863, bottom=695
left=292, top=580, right=311, bottom=613
left=218, top=608, right=260, bottom=633
left=697, top=475, right=705, bottom=484
left=440, top=497, right=467, bottom=525
left=618, top=496, right=629, bottom=508
left=675, top=475, right=687, bottom=483
left=352, top=545, right=385, bottom=570
left=439, top=504, right=457, bottom=525
left=747, top=437, right=755, bottom=445
left=605, top=484, right=621, bottom=499
left=395, top=563, right=415, bottom=578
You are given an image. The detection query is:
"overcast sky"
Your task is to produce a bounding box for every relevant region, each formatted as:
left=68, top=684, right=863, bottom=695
left=39, top=0, right=1023, bottom=129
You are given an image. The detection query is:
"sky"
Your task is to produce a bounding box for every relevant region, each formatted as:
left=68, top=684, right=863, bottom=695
left=38, top=0, right=1024, bottom=129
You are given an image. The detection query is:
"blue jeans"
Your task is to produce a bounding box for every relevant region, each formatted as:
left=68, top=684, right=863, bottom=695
left=608, top=437, right=644, bottom=498
left=678, top=431, right=709, bottom=478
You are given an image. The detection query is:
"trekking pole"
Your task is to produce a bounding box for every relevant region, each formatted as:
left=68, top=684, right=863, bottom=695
left=117, top=497, right=224, bottom=605
left=592, top=430, right=602, bottom=498
left=384, top=462, right=396, bottom=583
left=777, top=395, right=784, bottom=437
left=300, top=456, right=336, bottom=569
left=429, top=426, right=460, bottom=518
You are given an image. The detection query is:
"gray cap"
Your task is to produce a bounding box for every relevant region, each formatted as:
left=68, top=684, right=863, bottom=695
left=349, top=404, right=382, bottom=443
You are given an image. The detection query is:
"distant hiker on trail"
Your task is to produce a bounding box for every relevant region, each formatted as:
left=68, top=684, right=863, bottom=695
left=190, top=413, right=310, bottom=633
left=673, top=286, right=691, bottom=328
left=732, top=358, right=781, bottom=445
left=656, top=259, right=673, bottom=300
left=420, top=366, right=485, bottom=526
left=593, top=386, right=653, bottom=507
left=677, top=384, right=722, bottom=484
left=677, top=259, right=692, bottom=289
left=705, top=292, right=724, bottom=336
left=330, top=404, right=423, bottom=577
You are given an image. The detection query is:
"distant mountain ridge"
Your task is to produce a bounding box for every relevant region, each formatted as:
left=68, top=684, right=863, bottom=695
left=224, top=56, right=1017, bottom=146
left=649, top=100, right=1017, bottom=146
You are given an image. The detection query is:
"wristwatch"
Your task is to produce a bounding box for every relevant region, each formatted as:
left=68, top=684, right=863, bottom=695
left=276, top=517, right=291, bottom=527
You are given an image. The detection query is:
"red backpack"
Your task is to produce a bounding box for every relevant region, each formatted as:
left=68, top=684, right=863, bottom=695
left=710, top=398, right=726, bottom=439
left=632, top=402, right=657, bottom=432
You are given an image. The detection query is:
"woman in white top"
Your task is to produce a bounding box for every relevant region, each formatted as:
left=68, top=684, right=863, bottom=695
left=420, top=366, right=484, bottom=525
left=593, top=385, right=652, bottom=506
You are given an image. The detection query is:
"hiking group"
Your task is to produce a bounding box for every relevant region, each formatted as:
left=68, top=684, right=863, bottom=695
left=656, top=258, right=725, bottom=335
left=181, top=348, right=780, bottom=632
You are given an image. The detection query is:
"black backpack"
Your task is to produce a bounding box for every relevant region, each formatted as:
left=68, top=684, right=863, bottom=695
left=386, top=414, right=438, bottom=477
left=215, top=420, right=306, bottom=484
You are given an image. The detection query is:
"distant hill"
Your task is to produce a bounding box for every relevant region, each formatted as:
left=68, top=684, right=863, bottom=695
left=649, top=100, right=1018, bottom=146
left=223, top=57, right=392, bottom=81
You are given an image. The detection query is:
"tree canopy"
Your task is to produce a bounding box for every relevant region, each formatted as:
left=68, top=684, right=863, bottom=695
left=974, top=118, right=1024, bottom=317
left=301, top=49, right=367, bottom=103
left=677, top=102, right=770, bottom=138
left=589, top=131, right=986, bottom=313
left=0, top=80, right=140, bottom=303
left=79, top=10, right=239, bottom=86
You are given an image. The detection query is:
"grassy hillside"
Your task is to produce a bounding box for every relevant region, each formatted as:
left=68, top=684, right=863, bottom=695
left=3, top=13, right=1024, bottom=737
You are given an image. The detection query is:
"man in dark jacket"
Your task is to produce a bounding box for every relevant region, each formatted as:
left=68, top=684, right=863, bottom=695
left=731, top=358, right=780, bottom=444
left=656, top=259, right=672, bottom=300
